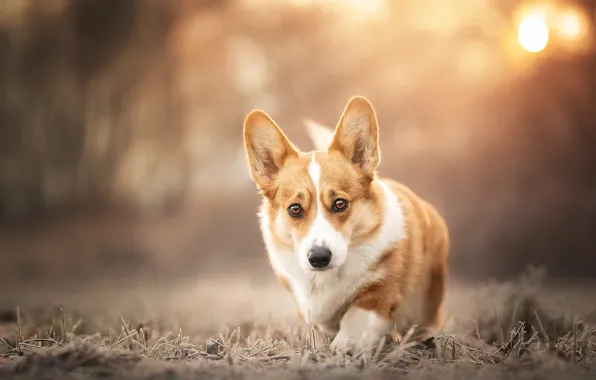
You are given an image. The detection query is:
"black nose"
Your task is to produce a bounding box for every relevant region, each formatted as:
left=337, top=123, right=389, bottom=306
left=308, top=245, right=332, bottom=268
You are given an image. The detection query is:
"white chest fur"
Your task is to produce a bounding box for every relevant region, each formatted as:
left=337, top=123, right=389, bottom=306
left=259, top=179, right=405, bottom=335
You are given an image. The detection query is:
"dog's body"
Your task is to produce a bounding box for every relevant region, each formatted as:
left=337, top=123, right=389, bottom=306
left=243, top=97, right=449, bottom=351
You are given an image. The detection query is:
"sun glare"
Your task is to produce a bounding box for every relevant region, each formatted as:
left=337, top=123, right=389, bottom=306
left=518, top=14, right=549, bottom=53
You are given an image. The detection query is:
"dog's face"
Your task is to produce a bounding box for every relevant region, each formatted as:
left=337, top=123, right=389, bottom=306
left=243, top=97, right=383, bottom=273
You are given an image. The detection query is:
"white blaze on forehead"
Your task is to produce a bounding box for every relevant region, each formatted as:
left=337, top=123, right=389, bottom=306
left=308, top=153, right=321, bottom=186
left=297, top=153, right=348, bottom=270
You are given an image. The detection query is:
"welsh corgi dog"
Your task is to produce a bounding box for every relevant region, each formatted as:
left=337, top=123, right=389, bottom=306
left=242, top=96, right=449, bottom=352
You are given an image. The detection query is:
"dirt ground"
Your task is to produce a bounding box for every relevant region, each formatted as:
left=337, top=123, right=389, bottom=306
left=0, top=268, right=595, bottom=380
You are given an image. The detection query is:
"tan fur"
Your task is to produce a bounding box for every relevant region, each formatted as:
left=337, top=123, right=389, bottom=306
left=355, top=179, right=449, bottom=338
left=243, top=96, right=449, bottom=348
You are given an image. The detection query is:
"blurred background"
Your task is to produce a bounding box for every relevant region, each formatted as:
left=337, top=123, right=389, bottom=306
left=1, top=0, right=596, bottom=292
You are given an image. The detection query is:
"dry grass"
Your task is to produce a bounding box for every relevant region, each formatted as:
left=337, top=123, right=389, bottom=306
left=0, top=268, right=595, bottom=379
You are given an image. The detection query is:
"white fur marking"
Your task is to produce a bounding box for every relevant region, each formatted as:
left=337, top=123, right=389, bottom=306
left=332, top=307, right=389, bottom=350
left=308, top=153, right=321, bottom=184
left=296, top=154, right=349, bottom=271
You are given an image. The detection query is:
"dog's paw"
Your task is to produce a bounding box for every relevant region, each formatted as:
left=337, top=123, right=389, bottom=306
left=330, top=336, right=354, bottom=356
left=330, top=332, right=381, bottom=356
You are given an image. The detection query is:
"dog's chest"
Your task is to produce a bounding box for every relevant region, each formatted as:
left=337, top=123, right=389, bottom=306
left=268, top=249, right=379, bottom=334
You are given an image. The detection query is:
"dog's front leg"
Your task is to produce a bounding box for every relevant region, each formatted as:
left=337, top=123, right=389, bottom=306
left=330, top=306, right=390, bottom=354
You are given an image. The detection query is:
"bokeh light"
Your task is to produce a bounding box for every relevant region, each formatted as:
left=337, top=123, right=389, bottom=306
left=518, top=14, right=549, bottom=53
left=556, top=9, right=587, bottom=40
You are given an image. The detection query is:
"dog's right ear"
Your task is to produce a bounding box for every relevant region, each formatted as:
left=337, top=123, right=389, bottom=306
left=243, top=110, right=298, bottom=193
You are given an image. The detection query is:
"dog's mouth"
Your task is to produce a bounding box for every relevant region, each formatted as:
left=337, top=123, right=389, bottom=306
left=307, top=264, right=338, bottom=273
left=310, top=267, right=331, bottom=272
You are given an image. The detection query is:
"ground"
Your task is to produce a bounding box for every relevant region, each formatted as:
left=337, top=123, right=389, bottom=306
left=0, top=268, right=595, bottom=379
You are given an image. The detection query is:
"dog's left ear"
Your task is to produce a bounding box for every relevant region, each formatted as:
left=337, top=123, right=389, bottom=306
left=329, top=96, right=380, bottom=177
left=243, top=110, right=299, bottom=193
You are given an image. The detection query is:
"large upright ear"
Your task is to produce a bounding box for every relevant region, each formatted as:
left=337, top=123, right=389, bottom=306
left=243, top=110, right=299, bottom=192
left=328, top=96, right=380, bottom=177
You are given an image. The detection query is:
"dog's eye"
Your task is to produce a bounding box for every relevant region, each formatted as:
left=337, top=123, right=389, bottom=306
left=288, top=203, right=304, bottom=218
left=332, top=199, right=349, bottom=212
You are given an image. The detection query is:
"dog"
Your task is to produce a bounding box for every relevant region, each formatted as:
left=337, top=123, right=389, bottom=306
left=242, top=96, right=449, bottom=352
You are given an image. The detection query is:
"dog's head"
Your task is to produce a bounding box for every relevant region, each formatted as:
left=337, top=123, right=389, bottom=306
left=243, top=96, right=384, bottom=272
